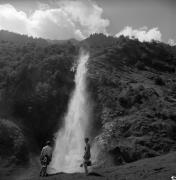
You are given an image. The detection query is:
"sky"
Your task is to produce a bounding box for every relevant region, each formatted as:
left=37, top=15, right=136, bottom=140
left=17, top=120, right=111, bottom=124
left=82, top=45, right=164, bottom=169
left=0, top=0, right=175, bottom=44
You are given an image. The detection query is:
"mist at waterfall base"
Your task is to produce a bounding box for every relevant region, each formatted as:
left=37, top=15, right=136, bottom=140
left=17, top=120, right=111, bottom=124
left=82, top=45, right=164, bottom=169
left=49, top=50, right=92, bottom=173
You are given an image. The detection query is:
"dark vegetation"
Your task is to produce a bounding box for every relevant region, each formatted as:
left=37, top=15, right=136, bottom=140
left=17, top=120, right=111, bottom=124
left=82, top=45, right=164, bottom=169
left=0, top=30, right=176, bottom=170
left=85, top=34, right=176, bottom=166
left=0, top=119, right=28, bottom=164
left=0, top=30, right=79, bottom=165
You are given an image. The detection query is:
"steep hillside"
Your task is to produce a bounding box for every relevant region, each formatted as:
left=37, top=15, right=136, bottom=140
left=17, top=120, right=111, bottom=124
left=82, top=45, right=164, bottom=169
left=0, top=31, right=79, bottom=168
left=1, top=31, right=176, bottom=177
left=85, top=34, right=176, bottom=166
left=0, top=30, right=48, bottom=46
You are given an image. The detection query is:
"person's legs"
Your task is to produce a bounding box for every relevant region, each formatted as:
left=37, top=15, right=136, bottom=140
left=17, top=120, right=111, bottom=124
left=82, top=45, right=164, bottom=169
left=40, top=156, right=47, bottom=177
left=39, top=167, right=42, bottom=176
left=43, top=166, right=47, bottom=176
left=40, top=166, right=45, bottom=177
left=40, top=164, right=47, bottom=177
left=83, top=161, right=88, bottom=175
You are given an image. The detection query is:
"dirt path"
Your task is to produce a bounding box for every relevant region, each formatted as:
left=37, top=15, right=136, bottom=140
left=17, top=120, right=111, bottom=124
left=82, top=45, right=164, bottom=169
left=2, top=152, right=176, bottom=180
left=2, top=156, right=106, bottom=180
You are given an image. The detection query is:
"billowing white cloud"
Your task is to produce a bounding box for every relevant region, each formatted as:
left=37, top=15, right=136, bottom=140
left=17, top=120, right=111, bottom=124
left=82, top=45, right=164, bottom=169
left=59, top=0, right=109, bottom=36
left=29, top=8, right=83, bottom=40
left=115, top=26, right=162, bottom=42
left=168, top=39, right=176, bottom=46
left=0, top=1, right=109, bottom=40
left=0, top=4, right=28, bottom=35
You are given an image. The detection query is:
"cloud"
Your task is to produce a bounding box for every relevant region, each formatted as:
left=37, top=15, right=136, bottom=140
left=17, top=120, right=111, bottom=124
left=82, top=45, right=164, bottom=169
left=168, top=39, right=176, bottom=46
left=59, top=0, right=109, bottom=36
left=0, top=4, right=28, bottom=35
left=0, top=1, right=109, bottom=40
left=115, top=26, right=162, bottom=42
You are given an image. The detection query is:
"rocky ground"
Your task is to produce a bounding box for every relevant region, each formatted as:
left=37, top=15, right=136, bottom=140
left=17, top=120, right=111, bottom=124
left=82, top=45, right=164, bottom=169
left=1, top=151, right=176, bottom=180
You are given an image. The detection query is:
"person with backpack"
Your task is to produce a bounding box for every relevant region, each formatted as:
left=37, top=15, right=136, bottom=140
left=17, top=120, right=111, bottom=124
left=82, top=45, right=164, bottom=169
left=40, top=141, right=53, bottom=177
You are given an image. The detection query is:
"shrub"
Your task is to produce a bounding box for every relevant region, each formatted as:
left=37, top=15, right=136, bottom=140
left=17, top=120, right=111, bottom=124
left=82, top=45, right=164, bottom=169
left=154, top=76, right=165, bottom=86
left=135, top=61, right=146, bottom=70
left=0, top=119, right=29, bottom=164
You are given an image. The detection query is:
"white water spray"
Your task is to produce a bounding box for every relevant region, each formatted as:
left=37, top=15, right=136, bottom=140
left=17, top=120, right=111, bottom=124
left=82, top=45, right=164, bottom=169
left=49, top=51, right=91, bottom=173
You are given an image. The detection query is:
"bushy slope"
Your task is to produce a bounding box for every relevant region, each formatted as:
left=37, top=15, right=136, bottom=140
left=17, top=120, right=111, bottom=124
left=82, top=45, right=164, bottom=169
left=85, top=34, right=176, bottom=166
left=0, top=31, right=79, bottom=151
left=0, top=118, right=28, bottom=165
left=0, top=30, right=48, bottom=46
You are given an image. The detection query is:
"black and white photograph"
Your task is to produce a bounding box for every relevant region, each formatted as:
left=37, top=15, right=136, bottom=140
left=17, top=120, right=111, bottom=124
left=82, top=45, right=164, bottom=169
left=0, top=0, right=176, bottom=179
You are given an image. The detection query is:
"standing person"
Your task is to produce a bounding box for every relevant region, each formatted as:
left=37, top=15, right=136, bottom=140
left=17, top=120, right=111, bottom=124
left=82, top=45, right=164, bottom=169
left=40, top=141, right=53, bottom=177
left=83, top=137, right=91, bottom=176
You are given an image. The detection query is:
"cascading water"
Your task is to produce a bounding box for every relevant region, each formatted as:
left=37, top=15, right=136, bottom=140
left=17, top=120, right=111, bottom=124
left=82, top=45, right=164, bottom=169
left=49, top=50, right=91, bottom=173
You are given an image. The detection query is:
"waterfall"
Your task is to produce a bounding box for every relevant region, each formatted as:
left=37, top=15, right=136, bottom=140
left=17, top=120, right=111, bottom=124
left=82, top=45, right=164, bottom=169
left=49, top=50, right=90, bottom=173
